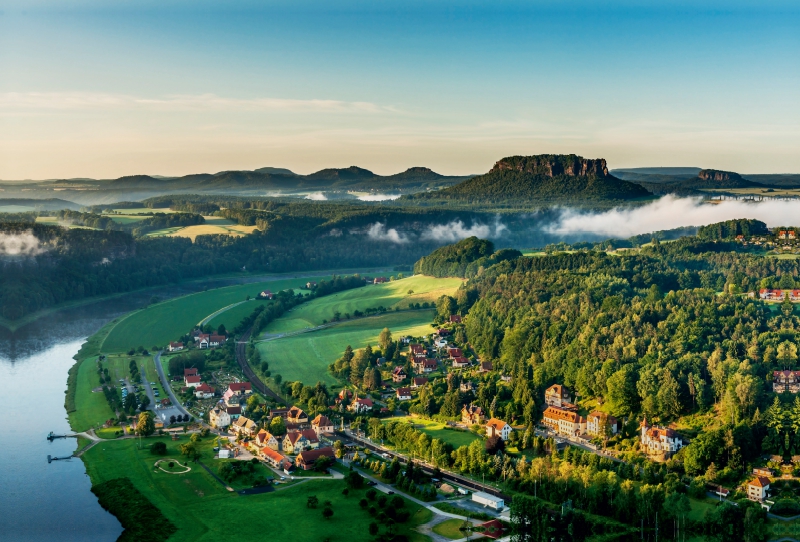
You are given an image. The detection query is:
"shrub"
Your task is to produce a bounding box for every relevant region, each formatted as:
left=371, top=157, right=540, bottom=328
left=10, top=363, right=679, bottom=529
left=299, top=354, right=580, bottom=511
left=150, top=442, right=167, bottom=455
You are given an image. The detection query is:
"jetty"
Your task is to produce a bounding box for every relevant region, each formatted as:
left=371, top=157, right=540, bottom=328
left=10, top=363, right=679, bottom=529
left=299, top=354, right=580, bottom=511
left=47, top=454, right=74, bottom=463
left=46, top=431, right=77, bottom=441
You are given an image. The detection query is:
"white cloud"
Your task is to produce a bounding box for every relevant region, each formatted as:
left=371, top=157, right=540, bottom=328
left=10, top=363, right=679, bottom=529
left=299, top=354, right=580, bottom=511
left=304, top=192, right=328, bottom=200
left=0, top=230, right=47, bottom=257
left=547, top=195, right=800, bottom=238
left=421, top=218, right=507, bottom=242
left=366, top=222, right=408, bottom=244
left=0, top=92, right=394, bottom=114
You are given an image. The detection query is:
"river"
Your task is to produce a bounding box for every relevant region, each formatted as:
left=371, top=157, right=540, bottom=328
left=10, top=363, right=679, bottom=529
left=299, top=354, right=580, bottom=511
left=0, top=272, right=335, bottom=541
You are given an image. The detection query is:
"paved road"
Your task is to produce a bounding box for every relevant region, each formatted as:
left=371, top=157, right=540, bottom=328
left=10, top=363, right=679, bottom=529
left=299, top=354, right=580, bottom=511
left=140, top=362, right=157, bottom=412
left=153, top=351, right=193, bottom=420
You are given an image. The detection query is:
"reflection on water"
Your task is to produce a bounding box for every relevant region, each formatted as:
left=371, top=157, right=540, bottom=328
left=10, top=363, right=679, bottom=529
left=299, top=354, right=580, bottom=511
left=0, top=275, right=279, bottom=541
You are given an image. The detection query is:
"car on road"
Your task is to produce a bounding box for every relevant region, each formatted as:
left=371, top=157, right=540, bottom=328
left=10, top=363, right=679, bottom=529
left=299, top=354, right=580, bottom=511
left=150, top=382, right=157, bottom=385
left=387, top=491, right=394, bottom=495
left=367, top=481, right=377, bottom=486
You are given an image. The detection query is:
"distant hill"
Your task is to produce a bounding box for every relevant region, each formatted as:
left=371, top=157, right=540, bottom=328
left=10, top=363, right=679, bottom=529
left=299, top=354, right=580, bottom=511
left=0, top=197, right=81, bottom=211
left=631, top=168, right=763, bottom=196
left=405, top=154, right=652, bottom=206
left=254, top=167, right=296, bottom=175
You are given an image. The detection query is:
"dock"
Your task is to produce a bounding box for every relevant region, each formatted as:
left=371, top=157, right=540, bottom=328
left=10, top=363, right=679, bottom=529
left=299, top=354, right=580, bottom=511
left=47, top=454, right=74, bottom=463
left=47, top=431, right=77, bottom=441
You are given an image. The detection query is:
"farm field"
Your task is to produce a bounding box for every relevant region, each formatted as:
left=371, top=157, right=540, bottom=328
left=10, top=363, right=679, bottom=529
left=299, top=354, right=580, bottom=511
left=257, top=310, right=436, bottom=385
left=146, top=216, right=258, bottom=240
left=79, top=436, right=432, bottom=542
left=261, top=275, right=462, bottom=335
left=383, top=417, right=480, bottom=450
left=100, top=273, right=346, bottom=353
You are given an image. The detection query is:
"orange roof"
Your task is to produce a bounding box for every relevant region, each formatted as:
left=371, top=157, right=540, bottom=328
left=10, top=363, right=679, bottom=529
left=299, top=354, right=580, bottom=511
left=261, top=447, right=286, bottom=462
left=312, top=414, right=332, bottom=426
left=750, top=476, right=771, bottom=488
left=543, top=406, right=583, bottom=423
left=486, top=418, right=509, bottom=430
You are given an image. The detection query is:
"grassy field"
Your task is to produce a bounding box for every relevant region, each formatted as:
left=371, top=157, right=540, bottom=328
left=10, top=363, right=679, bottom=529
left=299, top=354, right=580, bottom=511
left=79, top=436, right=432, bottom=542
left=100, top=273, right=351, bottom=353
left=68, top=356, right=115, bottom=432
left=0, top=204, right=35, bottom=212
left=262, top=275, right=462, bottom=335
left=146, top=216, right=259, bottom=241
left=383, top=417, right=480, bottom=449
left=257, top=310, right=436, bottom=385
left=432, top=518, right=469, bottom=539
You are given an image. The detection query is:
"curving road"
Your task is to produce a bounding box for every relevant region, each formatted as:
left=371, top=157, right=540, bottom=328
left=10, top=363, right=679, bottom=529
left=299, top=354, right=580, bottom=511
left=153, top=351, right=193, bottom=420
left=235, top=328, right=287, bottom=405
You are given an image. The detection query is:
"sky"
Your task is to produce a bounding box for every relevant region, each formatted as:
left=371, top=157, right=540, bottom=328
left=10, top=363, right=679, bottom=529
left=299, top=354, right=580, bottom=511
left=0, top=0, right=799, bottom=179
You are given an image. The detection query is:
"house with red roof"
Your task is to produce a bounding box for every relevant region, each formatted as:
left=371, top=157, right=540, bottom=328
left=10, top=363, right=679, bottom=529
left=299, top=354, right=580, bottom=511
left=260, top=446, right=291, bottom=469
left=194, top=383, right=215, bottom=399
left=349, top=396, right=373, bottom=414
left=392, top=366, right=408, bottom=383
left=411, top=377, right=428, bottom=389
left=227, top=382, right=252, bottom=396
left=640, top=418, right=685, bottom=458
left=168, top=341, right=184, bottom=352
left=311, top=414, right=334, bottom=436
left=452, top=356, right=470, bottom=369
left=396, top=387, right=412, bottom=401
left=287, top=406, right=308, bottom=424
left=450, top=315, right=462, bottom=324
left=184, top=368, right=198, bottom=377
left=447, top=347, right=463, bottom=358
left=485, top=418, right=512, bottom=441
left=282, top=429, right=319, bottom=454
left=747, top=477, right=771, bottom=502
left=184, top=374, right=201, bottom=388
left=295, top=447, right=335, bottom=470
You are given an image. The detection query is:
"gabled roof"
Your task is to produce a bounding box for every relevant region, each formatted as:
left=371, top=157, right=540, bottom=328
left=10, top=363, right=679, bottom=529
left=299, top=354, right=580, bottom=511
left=296, top=447, right=335, bottom=465
left=354, top=397, right=373, bottom=407
left=486, top=418, right=510, bottom=431
left=412, top=377, right=429, bottom=386
left=396, top=387, right=411, bottom=396
left=312, top=414, right=332, bottom=427
left=285, top=429, right=319, bottom=445
left=261, top=447, right=286, bottom=463
left=544, top=406, right=583, bottom=424
left=229, top=382, right=252, bottom=392
left=195, top=383, right=215, bottom=393
left=185, top=375, right=201, bottom=383
left=184, top=368, right=198, bottom=376
left=750, top=476, right=771, bottom=488
left=256, top=429, right=275, bottom=444
left=392, top=366, right=407, bottom=375
left=288, top=406, right=307, bottom=418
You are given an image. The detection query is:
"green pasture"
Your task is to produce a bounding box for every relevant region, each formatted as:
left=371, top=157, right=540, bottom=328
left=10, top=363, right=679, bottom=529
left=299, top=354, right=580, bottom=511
left=383, top=417, right=480, bottom=450
left=80, top=436, right=432, bottom=542
left=206, top=299, right=269, bottom=331
left=100, top=273, right=346, bottom=353
left=262, top=275, right=461, bottom=335
left=69, top=356, right=115, bottom=432
left=257, top=310, right=436, bottom=385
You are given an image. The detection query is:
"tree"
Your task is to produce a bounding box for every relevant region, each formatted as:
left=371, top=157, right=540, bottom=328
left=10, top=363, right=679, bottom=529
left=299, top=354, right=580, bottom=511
left=350, top=346, right=371, bottom=386
left=151, top=441, right=167, bottom=455
left=136, top=411, right=155, bottom=437
left=368, top=522, right=379, bottom=536
left=307, top=495, right=319, bottom=509
left=333, top=440, right=344, bottom=459
left=485, top=435, right=505, bottom=455
left=322, top=506, right=333, bottom=519
left=436, top=295, right=457, bottom=321
left=269, top=415, right=286, bottom=436
left=379, top=327, right=393, bottom=352
left=179, top=441, right=198, bottom=461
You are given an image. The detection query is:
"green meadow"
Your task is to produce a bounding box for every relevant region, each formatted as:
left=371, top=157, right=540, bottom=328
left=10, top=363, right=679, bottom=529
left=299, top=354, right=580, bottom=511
left=100, top=273, right=361, bottom=353
left=257, top=310, right=436, bottom=385
left=383, top=417, right=480, bottom=450
left=79, top=436, right=432, bottom=542
left=261, top=275, right=462, bottom=335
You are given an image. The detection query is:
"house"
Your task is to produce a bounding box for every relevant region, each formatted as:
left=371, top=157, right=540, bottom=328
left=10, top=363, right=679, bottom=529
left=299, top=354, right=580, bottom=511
left=437, top=328, right=451, bottom=336
left=542, top=406, right=586, bottom=437
left=373, top=277, right=388, bottom=284
left=230, top=416, right=257, bottom=437
left=225, top=405, right=242, bottom=420
left=197, top=334, right=210, bottom=349
left=392, top=367, right=408, bottom=383
left=544, top=384, right=572, bottom=408
left=209, top=334, right=226, bottom=347
left=282, top=429, right=320, bottom=454
left=435, top=338, right=448, bottom=348
left=452, top=356, right=470, bottom=369
left=306, top=281, right=317, bottom=289
left=227, top=382, right=252, bottom=396
left=759, top=289, right=800, bottom=302
left=258, top=290, right=274, bottom=299
left=311, top=414, right=334, bottom=436
left=261, top=447, right=291, bottom=469
left=184, top=368, right=198, bottom=377
left=640, top=418, right=685, bottom=458
left=586, top=411, right=618, bottom=437
left=295, top=447, right=335, bottom=470
left=209, top=406, right=231, bottom=429
left=753, top=467, right=774, bottom=477
left=773, top=370, right=800, bottom=393
left=270, top=407, right=290, bottom=419
left=411, top=377, right=429, bottom=389
left=747, top=477, right=771, bottom=502
left=447, top=347, right=463, bottom=358
left=349, top=397, right=373, bottom=413
left=168, top=341, right=184, bottom=352
left=396, top=387, right=412, bottom=401
left=287, top=406, right=308, bottom=424
left=413, top=358, right=438, bottom=373
left=184, top=375, right=202, bottom=388
left=410, top=344, right=426, bottom=357
left=460, top=381, right=475, bottom=393
left=450, top=315, right=462, bottom=324
left=194, top=383, right=215, bottom=399
left=255, top=429, right=280, bottom=450
left=485, top=418, right=512, bottom=441
left=479, top=361, right=493, bottom=373
left=462, top=404, right=485, bottom=425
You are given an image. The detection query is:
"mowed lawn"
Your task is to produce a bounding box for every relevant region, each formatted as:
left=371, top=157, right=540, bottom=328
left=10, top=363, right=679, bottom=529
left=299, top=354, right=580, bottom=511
left=257, top=310, right=436, bottom=385
left=262, top=275, right=462, bottom=335
left=101, top=273, right=346, bottom=353
left=69, top=356, right=114, bottom=432
left=80, top=436, right=432, bottom=542
left=383, top=417, right=480, bottom=450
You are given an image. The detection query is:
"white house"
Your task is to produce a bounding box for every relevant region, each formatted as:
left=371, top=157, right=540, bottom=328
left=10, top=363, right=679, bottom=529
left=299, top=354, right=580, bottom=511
left=209, top=406, right=231, bottom=429
left=168, top=341, right=184, bottom=352
left=747, top=477, right=770, bottom=502
left=396, top=387, right=412, bottom=401
left=194, top=383, right=215, bottom=399
left=485, top=418, right=512, bottom=441
left=640, top=418, right=685, bottom=458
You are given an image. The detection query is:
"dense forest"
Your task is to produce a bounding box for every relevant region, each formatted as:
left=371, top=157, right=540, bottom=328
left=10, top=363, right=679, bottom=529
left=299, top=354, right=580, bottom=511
left=413, top=236, right=521, bottom=278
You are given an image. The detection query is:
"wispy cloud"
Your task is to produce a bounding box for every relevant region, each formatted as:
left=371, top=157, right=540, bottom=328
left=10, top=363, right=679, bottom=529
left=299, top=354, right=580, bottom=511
left=0, top=230, right=47, bottom=257
left=366, top=222, right=409, bottom=244
left=420, top=218, right=507, bottom=242
left=0, top=92, right=395, bottom=113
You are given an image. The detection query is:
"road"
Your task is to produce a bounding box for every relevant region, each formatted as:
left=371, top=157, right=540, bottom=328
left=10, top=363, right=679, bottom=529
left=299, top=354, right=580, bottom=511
left=153, top=351, right=193, bottom=420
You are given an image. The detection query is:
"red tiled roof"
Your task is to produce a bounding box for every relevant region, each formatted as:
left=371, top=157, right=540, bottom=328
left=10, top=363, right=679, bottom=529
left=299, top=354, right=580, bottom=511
left=184, top=368, right=198, bottom=376
left=486, top=418, right=509, bottom=431
left=229, top=382, right=252, bottom=392
left=750, top=476, right=771, bottom=488
left=261, top=447, right=286, bottom=463
left=296, top=447, right=335, bottom=465
left=185, top=375, right=201, bottom=384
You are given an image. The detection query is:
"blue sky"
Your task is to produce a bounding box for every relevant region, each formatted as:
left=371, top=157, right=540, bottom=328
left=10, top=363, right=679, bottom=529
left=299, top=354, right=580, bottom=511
left=1, top=1, right=798, bottom=178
